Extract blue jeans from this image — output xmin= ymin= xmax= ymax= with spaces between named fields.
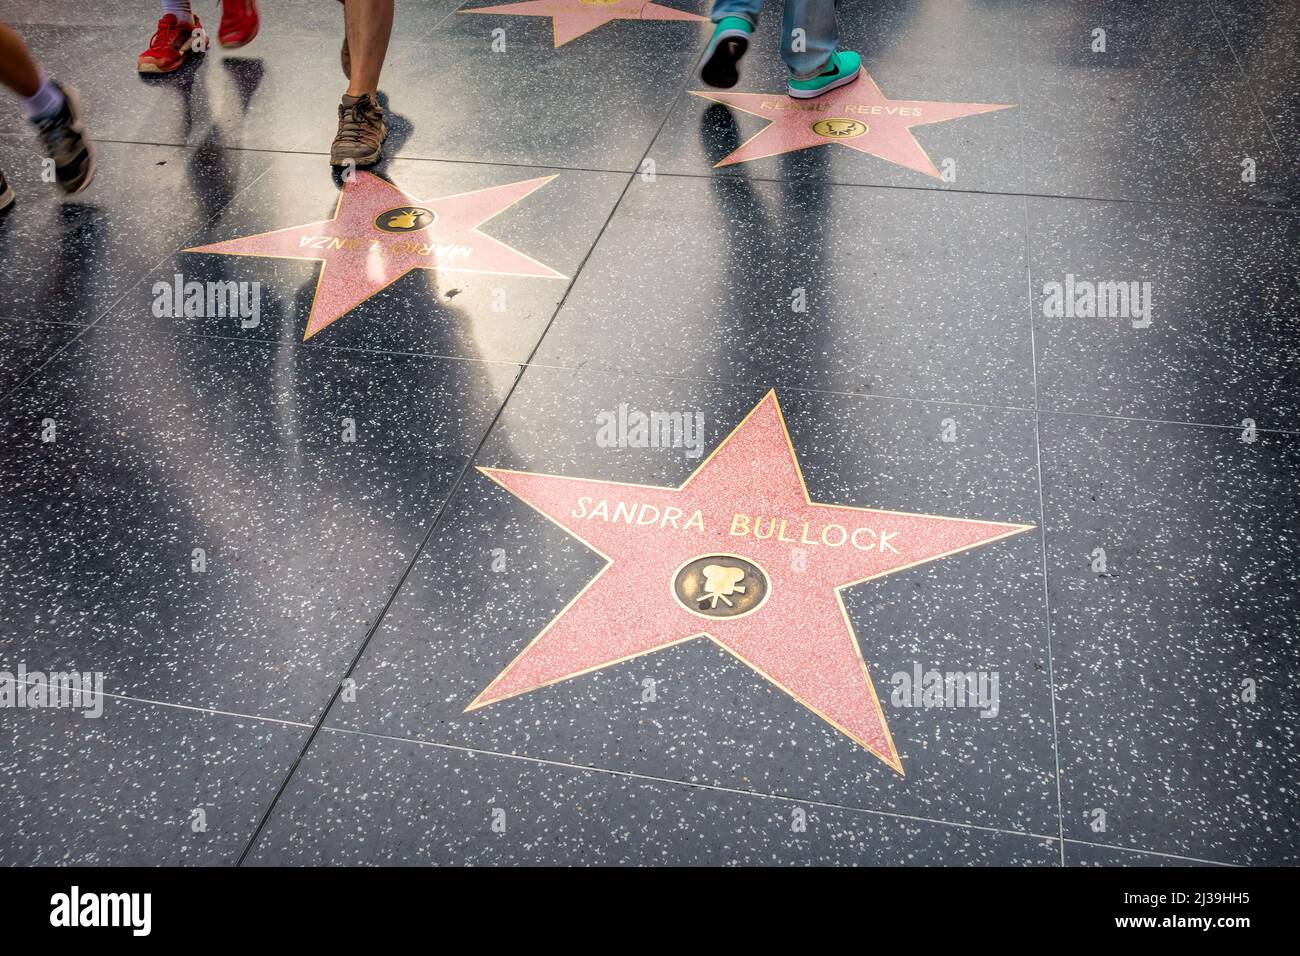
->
xmin=710 ymin=0 xmax=839 ymax=79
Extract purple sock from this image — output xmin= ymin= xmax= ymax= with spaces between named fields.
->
xmin=20 ymin=74 xmax=64 ymax=121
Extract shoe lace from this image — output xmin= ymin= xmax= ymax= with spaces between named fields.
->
xmin=336 ymin=98 xmax=376 ymax=144
xmin=146 ymin=15 xmax=182 ymax=54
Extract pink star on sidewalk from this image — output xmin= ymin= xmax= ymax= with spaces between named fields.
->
xmin=187 ymin=172 xmax=565 ymax=340
xmin=461 ymin=0 xmax=704 ymax=48
xmin=693 ymin=69 xmax=1014 ymax=177
xmin=471 ymin=392 xmax=1033 ymax=773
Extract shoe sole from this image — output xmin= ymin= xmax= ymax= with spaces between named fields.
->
xmin=331 ymin=150 xmax=380 ymax=167
xmin=138 ymin=59 xmax=184 ymax=74
xmin=788 ymin=68 xmax=861 ymax=99
xmin=701 ymin=31 xmax=749 ymax=89
xmin=219 ymin=26 xmax=260 ymax=49
xmin=0 ymin=182 xmax=15 ymax=212
xmin=55 ymin=85 xmax=97 ymax=194
xmin=63 ymin=140 xmax=97 ymax=195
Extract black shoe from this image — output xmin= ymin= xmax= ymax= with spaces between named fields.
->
xmin=30 ymin=82 xmax=96 ymax=195
xmin=0 ymin=168 xmax=14 ymax=212
xmin=700 ymin=17 xmax=753 ymax=89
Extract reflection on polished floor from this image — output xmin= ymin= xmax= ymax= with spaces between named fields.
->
xmin=0 ymin=0 xmax=1297 ymax=867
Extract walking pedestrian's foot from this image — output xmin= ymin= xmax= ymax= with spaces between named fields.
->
xmin=700 ymin=16 xmax=752 ymax=89
xmin=218 ymin=0 xmax=260 ymax=49
xmin=330 ymin=93 xmax=386 ymax=167
xmin=30 ymin=83 xmax=96 ymax=195
xmin=788 ymin=50 xmax=862 ymax=99
xmin=137 ymin=14 xmax=205 ymax=74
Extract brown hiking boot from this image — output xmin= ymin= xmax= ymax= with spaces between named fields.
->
xmin=330 ymin=92 xmax=386 ymax=167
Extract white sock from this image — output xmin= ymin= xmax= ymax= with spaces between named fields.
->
xmin=161 ymin=1 xmax=195 ymax=23
xmin=21 ymin=73 xmax=65 ymax=121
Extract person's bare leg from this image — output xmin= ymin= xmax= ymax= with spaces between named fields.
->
xmin=0 ymin=20 xmax=96 ymax=194
xmin=330 ymin=0 xmax=392 ymax=166
xmin=338 ymin=0 xmax=352 ymax=79
xmin=0 ymin=22 xmax=42 ymax=98
xmin=344 ymin=0 xmax=393 ymax=97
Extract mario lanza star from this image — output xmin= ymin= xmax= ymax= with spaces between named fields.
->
xmin=187 ymin=172 xmax=565 ymax=340
xmin=470 ymin=391 xmax=1033 ymax=773
xmin=693 ymin=69 xmax=1013 ymax=176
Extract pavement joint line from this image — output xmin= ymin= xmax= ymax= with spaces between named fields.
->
xmin=7 ymin=674 xmax=1246 ymax=868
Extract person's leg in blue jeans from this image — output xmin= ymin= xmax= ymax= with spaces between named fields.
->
xmin=711 ymin=0 xmax=763 ymax=24
xmin=701 ymin=0 xmax=860 ymax=98
xmin=784 ymin=0 xmax=860 ymax=97
xmin=700 ymin=0 xmax=762 ymax=89
xmin=781 ymin=0 xmax=836 ymax=78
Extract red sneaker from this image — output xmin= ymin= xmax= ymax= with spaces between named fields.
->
xmin=137 ymin=14 xmax=205 ymax=75
xmin=218 ymin=0 xmax=260 ymax=49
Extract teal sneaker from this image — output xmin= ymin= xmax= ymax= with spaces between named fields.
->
xmin=788 ymin=49 xmax=862 ymax=99
xmin=700 ymin=16 xmax=753 ymax=89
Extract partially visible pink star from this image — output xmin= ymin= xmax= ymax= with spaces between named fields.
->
xmin=693 ymin=69 xmax=1013 ymax=177
xmin=186 ymin=172 xmax=565 ymax=340
xmin=461 ymin=0 xmax=704 ymax=47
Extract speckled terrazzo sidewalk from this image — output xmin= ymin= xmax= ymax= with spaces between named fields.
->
xmin=0 ymin=0 xmax=1297 ymax=867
